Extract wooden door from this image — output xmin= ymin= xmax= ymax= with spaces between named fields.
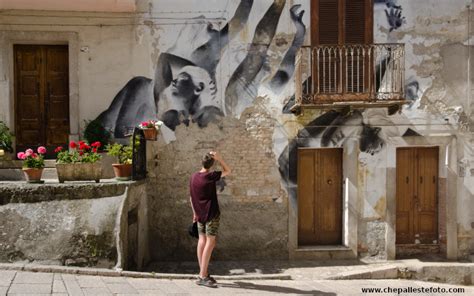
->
xmin=396 ymin=147 xmax=438 ymax=244
xmin=15 ymin=45 xmax=69 ymax=157
xmin=298 ymin=148 xmax=343 ymax=245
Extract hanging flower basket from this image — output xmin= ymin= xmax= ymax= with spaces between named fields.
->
xmin=142 ymin=128 xmax=158 ymax=141
xmin=138 ymin=120 xmax=163 ymax=141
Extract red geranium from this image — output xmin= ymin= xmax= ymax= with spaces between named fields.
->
xmin=56 ymin=140 xmax=101 ymax=164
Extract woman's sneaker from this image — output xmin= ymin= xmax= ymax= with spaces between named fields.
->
xmin=207 ymin=274 xmax=217 ymax=284
xmin=195 ymin=276 xmax=217 ymax=288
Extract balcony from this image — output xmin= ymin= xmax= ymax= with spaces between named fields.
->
xmin=292 ymin=43 xmax=406 ymax=114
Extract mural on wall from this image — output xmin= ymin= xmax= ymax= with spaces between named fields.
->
xmin=95 ymin=0 xmax=306 ymax=138
xmin=375 ymin=0 xmax=405 ymax=32
xmin=277 ymin=109 xmax=386 ymax=198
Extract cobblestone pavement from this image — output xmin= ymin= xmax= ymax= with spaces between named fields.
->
xmin=1 ymin=270 xmax=473 ymax=295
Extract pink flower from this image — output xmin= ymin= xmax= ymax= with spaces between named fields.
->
xmin=25 ymin=149 xmax=33 ymax=156
xmin=17 ymin=152 xmax=26 ymax=160
xmin=37 ymin=146 xmax=47 ymax=154
xmin=31 ymin=153 xmax=38 ymax=158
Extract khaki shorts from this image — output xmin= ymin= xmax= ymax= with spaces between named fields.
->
xmin=197 ymin=215 xmax=220 ymax=236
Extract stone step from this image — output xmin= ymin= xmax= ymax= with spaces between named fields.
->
xmin=292 ymin=246 xmax=357 ymax=260
xmin=470 ymin=254 xmax=474 ymax=263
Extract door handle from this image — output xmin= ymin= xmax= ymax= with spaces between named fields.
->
xmin=327 ymin=179 xmax=333 ymax=185
xmin=420 ymin=176 xmax=423 ymax=184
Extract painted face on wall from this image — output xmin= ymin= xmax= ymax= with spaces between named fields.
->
xmin=171 ymin=72 xmax=203 ymax=100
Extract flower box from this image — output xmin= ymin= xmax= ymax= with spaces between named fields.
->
xmin=56 ymin=162 xmax=102 ymax=183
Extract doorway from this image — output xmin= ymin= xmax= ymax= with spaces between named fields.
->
xmin=297 ymin=148 xmax=343 ymax=245
xmin=396 ymin=147 xmax=439 ymax=245
xmin=14 ymin=45 xmax=69 ymax=157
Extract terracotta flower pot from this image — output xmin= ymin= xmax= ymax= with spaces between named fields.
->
xmin=112 ymin=163 xmax=132 ymax=181
xmin=142 ymin=128 xmax=158 ymax=141
xmin=56 ymin=162 xmax=102 ymax=183
xmin=22 ymin=168 xmax=44 ymax=183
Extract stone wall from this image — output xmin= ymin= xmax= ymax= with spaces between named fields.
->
xmin=0 ymin=181 xmax=148 ymax=270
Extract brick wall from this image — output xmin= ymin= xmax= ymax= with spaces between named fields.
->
xmin=146 ymin=104 xmax=289 ymax=261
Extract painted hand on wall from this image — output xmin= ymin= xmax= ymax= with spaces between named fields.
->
xmin=385 ymin=7 xmax=405 ymax=32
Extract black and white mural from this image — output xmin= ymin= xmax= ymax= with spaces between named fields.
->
xmin=95 ymin=0 xmax=306 ymax=140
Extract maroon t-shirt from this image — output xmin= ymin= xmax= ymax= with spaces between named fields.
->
xmin=190 ymin=171 xmax=222 ymax=223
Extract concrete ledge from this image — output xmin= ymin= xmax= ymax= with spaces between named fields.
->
xmin=0 ymin=179 xmax=143 ymax=204
xmin=0 ymin=263 xmax=292 ymax=280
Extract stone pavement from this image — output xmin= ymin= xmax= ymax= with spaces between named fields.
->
xmin=1 ymin=270 xmax=473 ymax=295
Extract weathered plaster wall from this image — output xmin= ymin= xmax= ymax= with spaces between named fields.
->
xmin=0 ymin=9 xmax=153 ymax=138
xmin=0 ymin=182 xmax=148 ymax=269
xmin=1 ymin=0 xmax=473 ymax=260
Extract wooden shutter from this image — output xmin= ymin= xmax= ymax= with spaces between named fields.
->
xmin=311 ymin=0 xmax=373 ymax=45
xmin=311 ymin=0 xmax=373 ymax=95
xmin=315 ymin=0 xmax=340 ymax=44
xmin=345 ymin=0 xmax=368 ymax=44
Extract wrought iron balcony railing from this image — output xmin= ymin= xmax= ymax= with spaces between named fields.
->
xmin=294 ymin=43 xmax=406 ymax=112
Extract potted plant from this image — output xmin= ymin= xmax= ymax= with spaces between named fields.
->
xmin=55 ymin=141 xmax=102 ymax=183
xmin=83 ymin=119 xmax=111 ymax=151
xmin=106 ymin=143 xmax=133 ymax=181
xmin=17 ymin=146 xmax=46 ymax=183
xmin=0 ymin=121 xmax=13 ymax=159
xmin=138 ymin=120 xmax=163 ymax=141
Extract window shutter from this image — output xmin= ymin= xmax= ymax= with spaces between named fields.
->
xmin=345 ymin=0 xmax=368 ymax=44
xmin=317 ymin=0 xmax=339 ymax=44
